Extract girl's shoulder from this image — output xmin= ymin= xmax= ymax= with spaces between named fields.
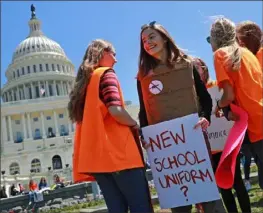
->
xmin=214 ymin=48 xmax=228 ymax=61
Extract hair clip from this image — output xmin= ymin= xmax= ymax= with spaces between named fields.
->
xmin=141 ymin=21 xmax=157 ymax=30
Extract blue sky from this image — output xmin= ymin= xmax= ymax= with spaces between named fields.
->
xmin=1 ymin=1 xmax=262 ymax=104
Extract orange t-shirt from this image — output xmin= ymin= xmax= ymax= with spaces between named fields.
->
xmin=29 ymin=183 xmax=38 ymax=191
xmin=256 ymin=47 xmax=263 ymax=69
xmin=214 ymin=47 xmax=263 ymax=142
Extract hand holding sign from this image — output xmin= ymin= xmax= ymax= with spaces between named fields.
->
xmin=207 ymin=86 xmax=234 ymax=152
xmin=215 ymin=107 xmax=224 ymax=118
xmin=193 ymin=117 xmax=210 ymax=131
xmin=139 ymin=128 xmax=152 ymax=150
xmin=142 ymin=114 xmax=220 ymax=209
xmin=141 ymin=138 xmax=151 ymax=150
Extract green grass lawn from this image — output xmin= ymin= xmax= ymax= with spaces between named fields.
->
xmin=241 ymin=163 xmax=258 ymax=175
xmin=250 ymin=164 xmax=258 ymax=174
xmin=43 ymin=166 xmax=261 ymax=213
xmin=243 ymin=179 xmax=263 ymax=213
xmin=41 ymin=199 xmax=105 ymax=213
xmin=44 ymin=180 xmax=262 ymax=213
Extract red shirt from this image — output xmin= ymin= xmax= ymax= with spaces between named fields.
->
xmin=29 ymin=183 xmax=38 ymax=191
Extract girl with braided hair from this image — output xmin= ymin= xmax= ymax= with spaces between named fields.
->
xmin=208 ymin=17 xmax=263 ymax=213
xmin=69 ymin=39 xmax=153 ymax=213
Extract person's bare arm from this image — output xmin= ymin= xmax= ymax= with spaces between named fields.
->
xmin=215 ymin=80 xmax=238 ymax=121
xmin=108 ymin=106 xmax=137 ymax=127
xmin=99 ymin=69 xmax=138 ymax=127
xmin=217 ymin=80 xmax=235 ymax=108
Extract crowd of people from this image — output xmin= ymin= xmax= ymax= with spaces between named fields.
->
xmin=70 ymin=16 xmax=262 ymax=213
xmin=0 ymin=174 xmax=66 ymax=200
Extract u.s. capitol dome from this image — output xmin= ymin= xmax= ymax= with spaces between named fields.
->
xmin=1 ymin=5 xmax=76 ymax=190
xmin=0 ymin=5 xmax=141 ymax=195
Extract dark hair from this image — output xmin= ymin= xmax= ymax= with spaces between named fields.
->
xmin=137 ymin=22 xmax=185 ymax=80
xmin=68 ymin=39 xmax=114 ymax=123
xmin=40 ymin=177 xmax=46 ymax=183
xmin=194 ymin=58 xmax=210 ymax=84
xmin=236 ymin=21 xmax=262 ymax=55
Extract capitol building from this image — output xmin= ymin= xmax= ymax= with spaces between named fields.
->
xmin=0 ymin=5 xmax=140 ymax=194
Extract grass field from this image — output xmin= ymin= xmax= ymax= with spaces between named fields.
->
xmin=43 ymin=179 xmax=262 ymax=213
xmin=43 ymin=165 xmax=261 ymax=213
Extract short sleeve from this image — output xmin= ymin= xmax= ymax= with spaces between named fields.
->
xmin=99 ymin=69 xmax=122 ymax=107
xmin=213 ymin=50 xmax=233 ymax=88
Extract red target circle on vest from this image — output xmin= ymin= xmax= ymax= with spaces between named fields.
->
xmin=149 ymin=80 xmax=163 ymax=95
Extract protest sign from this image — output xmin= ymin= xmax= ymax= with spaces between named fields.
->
xmin=142 ymin=114 xmax=220 ymax=209
xmin=207 ymin=86 xmax=234 ymax=152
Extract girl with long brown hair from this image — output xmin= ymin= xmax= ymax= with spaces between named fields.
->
xmin=68 ymin=39 xmax=153 ymax=213
xmin=193 ymin=58 xmax=217 ymax=89
xmin=38 ymin=177 xmax=47 ymax=190
xmin=137 ymin=21 xmax=225 ymax=213
xmin=208 ymin=17 xmax=263 ymax=213
xmin=236 ymin=20 xmax=262 ymax=67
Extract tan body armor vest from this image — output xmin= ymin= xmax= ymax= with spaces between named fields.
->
xmin=140 ymin=59 xmax=199 ymax=125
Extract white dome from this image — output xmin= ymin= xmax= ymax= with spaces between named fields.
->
xmin=12 ymin=16 xmax=66 ymax=62
xmin=1 ymin=7 xmax=75 ymax=103
xmin=13 ymin=36 xmax=66 ymax=61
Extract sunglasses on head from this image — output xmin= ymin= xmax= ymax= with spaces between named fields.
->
xmin=141 ymin=21 xmax=157 ymax=30
xmin=206 ymin=36 xmax=211 ymax=44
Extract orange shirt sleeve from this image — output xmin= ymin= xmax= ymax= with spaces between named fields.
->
xmin=213 ymin=50 xmax=233 ymax=89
